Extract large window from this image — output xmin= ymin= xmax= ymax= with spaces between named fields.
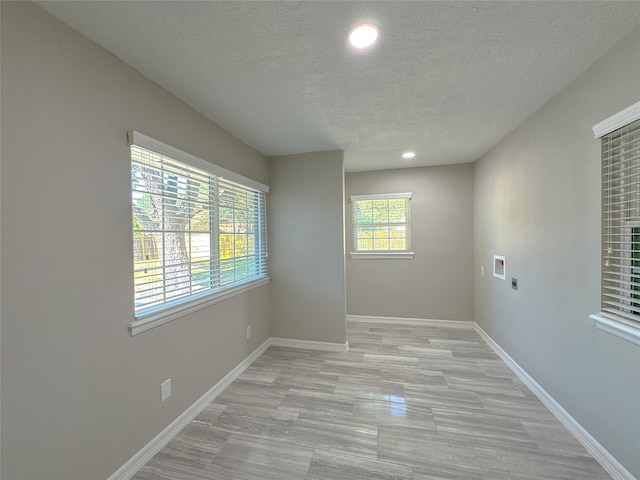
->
xmin=591 ymin=102 xmax=640 ymax=345
xmin=129 ymin=131 xmax=269 ymax=334
xmin=350 ymin=193 xmax=414 ymax=259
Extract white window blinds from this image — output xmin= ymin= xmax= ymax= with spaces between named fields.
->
xmin=600 ymin=117 xmax=640 ymax=326
xmin=129 ymin=131 xmax=268 ymax=324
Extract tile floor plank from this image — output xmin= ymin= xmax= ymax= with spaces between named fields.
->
xmin=132 ymin=320 xmax=612 ymax=480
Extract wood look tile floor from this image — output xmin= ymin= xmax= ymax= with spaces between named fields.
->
xmin=133 ymin=320 xmax=611 ymax=479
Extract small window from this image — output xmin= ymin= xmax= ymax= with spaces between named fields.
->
xmin=350 ymin=193 xmax=414 ymax=259
xmin=129 ymin=131 xmax=269 ymax=334
xmin=591 ymin=102 xmax=640 ymax=345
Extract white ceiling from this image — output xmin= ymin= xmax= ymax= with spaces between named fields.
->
xmin=38 ymin=1 xmax=640 ymax=172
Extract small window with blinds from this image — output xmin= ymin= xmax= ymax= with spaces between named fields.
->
xmin=592 ymin=102 xmax=640 ymax=346
xmin=350 ymin=193 xmax=414 ymax=259
xmin=129 ymin=131 xmax=269 ymax=334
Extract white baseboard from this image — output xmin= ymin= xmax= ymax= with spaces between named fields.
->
xmin=352 ymin=315 xmax=634 ymax=479
xmin=107 ymin=334 xmax=349 ymax=480
xmin=107 ymin=338 xmax=271 ymax=480
xmin=347 ymin=314 xmax=476 ymax=329
xmin=474 ymin=324 xmax=635 ymax=480
xmin=270 ymin=337 xmax=349 ymax=352
xmin=109 ymin=320 xmax=633 ymax=480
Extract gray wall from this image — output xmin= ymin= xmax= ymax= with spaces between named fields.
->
xmin=346 ymin=165 xmax=474 ymax=321
xmin=268 ymin=151 xmax=347 ymax=345
xmin=1 ymin=3 xmax=271 ymax=479
xmin=474 ymin=26 xmax=640 ymax=477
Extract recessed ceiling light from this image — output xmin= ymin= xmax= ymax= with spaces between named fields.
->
xmin=348 ymin=24 xmax=380 ymax=50
xmin=402 ymin=152 xmax=416 ymax=159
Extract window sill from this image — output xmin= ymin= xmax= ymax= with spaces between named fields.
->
xmin=589 ymin=313 xmax=640 ymax=346
xmin=129 ymin=277 xmax=270 ymax=336
xmin=350 ymin=252 xmax=415 ymax=260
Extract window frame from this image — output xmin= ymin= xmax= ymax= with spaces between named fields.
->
xmin=128 ymin=131 xmax=270 ymax=335
xmin=349 ymin=192 xmax=415 ymax=260
xmin=590 ymin=102 xmax=640 ymax=346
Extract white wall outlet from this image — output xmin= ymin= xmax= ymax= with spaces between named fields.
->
xmin=480 ymin=265 xmax=485 ymax=276
xmin=161 ymin=378 xmax=171 ymax=402
xmin=246 ymin=325 xmax=252 ymax=339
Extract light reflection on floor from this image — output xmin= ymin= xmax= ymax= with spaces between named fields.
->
xmin=384 ymin=394 xmax=407 ymax=417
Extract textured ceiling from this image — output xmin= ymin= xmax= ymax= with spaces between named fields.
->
xmin=37 ymin=1 xmax=640 ymax=172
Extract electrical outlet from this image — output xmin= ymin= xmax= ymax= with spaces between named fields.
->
xmin=480 ymin=265 xmax=484 ymax=276
xmin=246 ymin=325 xmax=252 ymax=339
xmin=512 ymin=278 xmax=518 ymax=290
xmin=161 ymin=378 xmax=171 ymax=402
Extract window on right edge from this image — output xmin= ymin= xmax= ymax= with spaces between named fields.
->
xmin=350 ymin=193 xmax=414 ymax=259
xmin=591 ymin=103 xmax=640 ymax=345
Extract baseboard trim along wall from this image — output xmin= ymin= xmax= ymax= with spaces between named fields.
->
xmin=348 ymin=314 xmax=634 ymax=480
xmin=270 ymin=337 xmax=350 ymax=352
xmin=107 ymin=336 xmax=348 ymax=480
xmin=107 ymin=338 xmax=271 ymax=480
xmin=473 ymin=324 xmax=635 ymax=480
xmin=109 ymin=317 xmax=632 ymax=480
xmin=347 ymin=314 xmax=476 ymax=329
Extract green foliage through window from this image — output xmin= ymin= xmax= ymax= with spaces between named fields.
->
xmin=352 ymin=195 xmax=411 ymax=253
xmin=131 ymin=145 xmax=267 ymax=317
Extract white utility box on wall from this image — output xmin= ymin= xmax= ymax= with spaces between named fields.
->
xmin=493 ymin=255 xmax=506 ymax=280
